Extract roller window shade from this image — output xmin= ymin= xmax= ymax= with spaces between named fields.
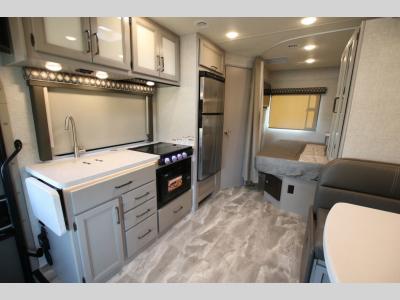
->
xmin=269 ymin=94 xmax=321 ymax=130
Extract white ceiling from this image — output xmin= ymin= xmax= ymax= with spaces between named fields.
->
xmin=151 ymin=17 xmax=365 ymax=71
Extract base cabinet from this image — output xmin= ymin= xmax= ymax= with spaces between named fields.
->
xmin=158 ymin=190 xmax=192 ymax=234
xmin=74 ymin=198 xmax=124 ymax=283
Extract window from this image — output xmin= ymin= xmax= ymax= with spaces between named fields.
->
xmin=268 ymin=94 xmax=321 ymax=130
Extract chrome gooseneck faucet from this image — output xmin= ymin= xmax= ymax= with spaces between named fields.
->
xmin=64 ymin=115 xmax=85 ymax=158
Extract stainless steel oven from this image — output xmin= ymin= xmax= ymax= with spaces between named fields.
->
xmin=156 ymin=157 xmax=191 ymax=209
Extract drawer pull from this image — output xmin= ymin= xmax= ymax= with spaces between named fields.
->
xmin=136 ymin=208 xmax=151 ymax=218
xmin=135 ymin=192 xmax=150 ymax=200
xmin=173 ymin=206 xmax=183 ymax=214
xmin=138 ymin=229 xmax=152 ymax=240
xmin=115 ymin=181 xmax=133 ymax=189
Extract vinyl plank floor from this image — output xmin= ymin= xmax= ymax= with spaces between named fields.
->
xmin=109 ymin=186 xmax=306 ymax=283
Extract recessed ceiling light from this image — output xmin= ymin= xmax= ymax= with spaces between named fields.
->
xmin=226 ymin=31 xmax=239 ymax=39
xmin=95 ymin=71 xmax=108 ymax=79
xmin=45 ymin=61 xmax=62 ymax=72
xmin=146 ymin=81 xmax=155 ymax=86
xmin=305 ymin=58 xmax=316 ymax=64
xmin=194 ymin=20 xmax=208 ymax=29
xmin=65 ymin=36 xmax=77 ymax=41
xmin=301 ymin=17 xmax=317 ymax=25
xmin=304 ymin=44 xmax=316 ymax=51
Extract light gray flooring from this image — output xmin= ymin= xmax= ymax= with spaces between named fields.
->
xmin=109 ymin=186 xmax=306 ymax=283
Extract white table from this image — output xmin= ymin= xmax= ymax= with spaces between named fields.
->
xmin=324 ymin=202 xmax=400 ymax=282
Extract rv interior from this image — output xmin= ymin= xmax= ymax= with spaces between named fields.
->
xmin=0 ymin=16 xmax=400 ymax=284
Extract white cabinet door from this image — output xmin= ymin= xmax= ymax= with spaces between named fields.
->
xmin=90 ymin=17 xmax=131 ymax=71
xmin=159 ymin=30 xmax=180 ymax=82
xmin=30 ymin=17 xmax=92 ymax=63
xmin=327 ymin=29 xmax=359 ymax=160
xmin=131 ymin=18 xmax=160 ymax=77
xmin=199 ymin=38 xmax=225 ymax=75
xmin=75 ymin=198 xmax=123 ymax=283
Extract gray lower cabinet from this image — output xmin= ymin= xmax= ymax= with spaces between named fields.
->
xmin=125 ymin=213 xmax=158 ymax=259
xmin=74 ymin=198 xmax=124 ymax=283
xmin=158 ymin=190 xmax=192 ymax=234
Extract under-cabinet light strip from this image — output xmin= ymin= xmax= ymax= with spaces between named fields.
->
xmin=23 ymin=68 xmax=155 ymax=96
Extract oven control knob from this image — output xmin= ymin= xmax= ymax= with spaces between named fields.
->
xmin=182 ymin=152 xmax=188 ymax=158
xmin=171 ymin=155 xmax=177 ymax=162
xmin=177 ymin=153 xmax=183 ymax=160
xmin=164 ymin=157 xmax=171 ymax=165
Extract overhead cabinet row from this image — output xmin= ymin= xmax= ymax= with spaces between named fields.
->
xmin=23 ymin=17 xmax=180 ymax=83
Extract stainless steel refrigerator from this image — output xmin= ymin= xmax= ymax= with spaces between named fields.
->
xmin=198 ymin=71 xmax=225 ymax=181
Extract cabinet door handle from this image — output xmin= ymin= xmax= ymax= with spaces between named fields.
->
xmin=115 ymin=207 xmax=120 ymax=224
xmin=136 ymin=208 xmax=151 ymax=218
xmin=156 ymin=55 xmax=161 ymax=71
xmin=84 ymin=30 xmax=91 ymax=53
xmin=333 ymin=97 xmax=340 ymax=113
xmin=138 ymin=229 xmax=152 ymax=240
xmin=135 ymin=192 xmax=150 ymax=200
xmin=173 ymin=206 xmax=183 ymax=214
xmin=115 ymin=181 xmax=133 ymax=189
xmin=160 ymin=56 xmax=165 ymax=72
xmin=93 ymin=32 xmax=100 ymax=55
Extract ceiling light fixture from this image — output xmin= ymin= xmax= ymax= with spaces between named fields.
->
xmin=194 ymin=20 xmax=208 ymax=29
xmin=305 ymin=58 xmax=316 ymax=64
xmin=301 ymin=17 xmax=317 ymax=25
xmin=45 ymin=61 xmax=62 ymax=72
xmin=95 ymin=71 xmax=108 ymax=79
xmin=65 ymin=36 xmax=77 ymax=41
xmin=146 ymin=81 xmax=155 ymax=86
xmin=226 ymin=31 xmax=239 ymax=39
xmin=304 ymin=44 xmax=316 ymax=51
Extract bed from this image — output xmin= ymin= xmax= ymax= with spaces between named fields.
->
xmin=256 ymin=140 xmax=329 ymax=181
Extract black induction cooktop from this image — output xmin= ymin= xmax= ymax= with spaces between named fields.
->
xmin=129 ymin=142 xmax=193 ymax=166
xmin=130 ymin=142 xmax=191 ymax=155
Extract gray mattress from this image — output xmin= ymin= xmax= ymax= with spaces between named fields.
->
xmin=256 ymin=140 xmax=325 ymax=181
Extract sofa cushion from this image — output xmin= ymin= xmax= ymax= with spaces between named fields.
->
xmin=314 ymin=208 xmax=329 ymax=260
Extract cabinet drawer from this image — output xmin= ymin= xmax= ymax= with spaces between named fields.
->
xmin=69 ymin=164 xmax=156 ymax=215
xmin=158 ymin=189 xmax=192 ymax=234
xmin=125 ymin=213 xmax=157 ymax=258
xmin=122 ymin=181 xmax=156 ymax=212
xmin=124 ymin=197 xmax=157 ymax=231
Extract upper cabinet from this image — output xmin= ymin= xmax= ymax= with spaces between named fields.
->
xmin=89 ymin=17 xmax=131 ymax=70
xmin=199 ymin=37 xmax=225 ymax=76
xmin=29 ymin=17 xmax=131 ymax=71
xmin=30 ymin=17 xmax=92 ymax=63
xmin=21 ymin=17 xmax=180 ymax=83
xmin=131 ymin=18 xmax=180 ymax=82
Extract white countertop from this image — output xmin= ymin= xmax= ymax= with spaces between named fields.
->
xmin=25 ymin=149 xmax=159 ymax=189
xmin=323 ymin=203 xmax=400 ymax=283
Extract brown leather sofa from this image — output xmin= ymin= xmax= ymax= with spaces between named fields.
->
xmin=299 ymin=158 xmax=400 ymax=282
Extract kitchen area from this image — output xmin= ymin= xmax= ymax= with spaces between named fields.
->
xmin=0 ymin=17 xmax=228 ymax=282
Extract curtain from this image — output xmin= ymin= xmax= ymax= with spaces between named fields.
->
xmin=242 ymin=57 xmax=264 ymax=184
